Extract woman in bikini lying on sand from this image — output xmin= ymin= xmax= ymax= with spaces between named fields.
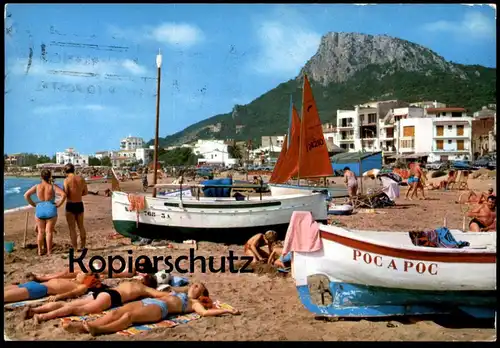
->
xmin=24 ymin=274 xmax=187 ymax=323
xmin=4 ymin=273 xmax=102 ymax=304
xmin=243 ymin=230 xmax=278 ymax=264
xmin=63 ymin=282 xmax=240 ymax=336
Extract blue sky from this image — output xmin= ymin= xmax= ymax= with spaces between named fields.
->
xmin=4 ymin=4 xmax=496 ymax=156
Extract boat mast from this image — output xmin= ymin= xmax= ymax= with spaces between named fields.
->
xmin=152 ymin=49 xmax=162 ymax=198
xmin=297 ymin=74 xmax=305 ymax=186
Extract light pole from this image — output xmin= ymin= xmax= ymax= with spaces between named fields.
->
xmin=152 ymin=49 xmax=162 ymax=198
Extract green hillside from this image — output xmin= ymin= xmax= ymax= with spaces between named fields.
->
xmin=149 ymin=63 xmax=496 ymax=148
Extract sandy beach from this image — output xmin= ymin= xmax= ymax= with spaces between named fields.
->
xmin=3 ymin=173 xmax=497 ymax=341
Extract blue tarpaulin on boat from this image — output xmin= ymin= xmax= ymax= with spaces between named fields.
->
xmin=202 ymin=178 xmax=232 ymax=197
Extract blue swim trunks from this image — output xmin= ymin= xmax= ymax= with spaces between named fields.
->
xmin=18 ymin=281 xmax=49 ymax=300
xmin=280 ymin=252 xmax=292 ymax=264
xmin=141 ymin=298 xmax=168 ymax=319
xmin=408 ymin=176 xmax=420 ymax=184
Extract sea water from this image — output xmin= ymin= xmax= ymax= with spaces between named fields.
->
xmin=4 ymin=177 xmax=64 ymax=211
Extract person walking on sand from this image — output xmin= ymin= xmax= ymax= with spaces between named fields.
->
xmin=411 ymin=161 xmax=426 ymax=200
xmin=24 ymin=169 xmax=66 ymax=256
xmin=63 ymin=282 xmax=239 ymax=336
xmin=63 ymin=163 xmax=88 ymax=250
xmin=343 ymin=167 xmax=358 ymax=203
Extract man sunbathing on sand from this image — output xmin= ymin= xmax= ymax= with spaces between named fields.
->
xmin=465 ymin=188 xmax=494 ymax=204
xmin=4 ymin=273 xmax=102 ymax=304
xmin=243 ymin=230 xmax=278 ymax=264
xmin=25 ymin=263 xmax=137 ymax=283
xmin=467 ymin=195 xmax=497 ymax=232
xmin=63 ymin=282 xmax=240 ymax=336
xmin=24 ymin=274 xmax=186 ymax=324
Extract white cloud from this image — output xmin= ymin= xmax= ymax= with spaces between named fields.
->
xmin=121 ymin=59 xmax=147 ymax=75
xmin=149 ymin=23 xmax=204 ymax=48
xmin=33 ymin=104 xmax=108 ymax=115
xmin=422 ymin=11 xmax=496 ymax=39
xmin=252 ymin=20 xmax=321 ymax=76
xmin=108 ymin=22 xmax=204 ymax=48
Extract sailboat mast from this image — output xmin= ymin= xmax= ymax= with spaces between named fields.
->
xmin=297 ymin=75 xmax=306 ymax=186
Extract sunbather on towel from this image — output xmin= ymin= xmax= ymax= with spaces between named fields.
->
xmin=467 ymin=195 xmax=497 ymax=232
xmin=63 ymin=282 xmax=240 ymax=336
xmin=25 ymin=274 xmax=180 ymax=323
xmin=25 ymin=264 xmax=137 ymax=282
xmin=464 ymin=188 xmax=494 ymax=204
xmin=243 ymin=230 xmax=278 ymax=264
xmin=4 ymin=273 xmax=101 ymax=304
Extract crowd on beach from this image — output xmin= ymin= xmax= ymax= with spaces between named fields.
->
xmin=4 ymin=159 xmax=495 ymax=338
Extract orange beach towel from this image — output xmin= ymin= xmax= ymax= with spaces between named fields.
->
xmin=282 ymin=211 xmax=323 ymax=255
xmin=128 ymin=194 xmax=146 ymax=227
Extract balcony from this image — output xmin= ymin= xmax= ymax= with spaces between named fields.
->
xmin=339 ymin=137 xmax=355 ymax=142
xmin=399 ymin=137 xmax=415 ymax=152
xmin=432 ymin=148 xmax=470 ymax=153
xmin=380 ymin=135 xmax=394 ymax=141
xmin=360 ymin=120 xmax=377 ymax=126
xmin=433 ymin=134 xmax=469 ymax=139
xmin=338 ymin=122 xmax=354 ymax=129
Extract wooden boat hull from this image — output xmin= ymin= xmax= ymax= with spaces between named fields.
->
xmin=293 ymin=224 xmax=496 ymax=318
xmin=269 ymin=184 xmax=348 ymax=199
xmin=112 ymin=191 xmax=328 ymax=243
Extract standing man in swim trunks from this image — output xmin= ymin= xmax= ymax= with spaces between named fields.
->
xmin=467 ymin=195 xmax=497 ymax=232
xmin=343 ymin=167 xmax=358 ymax=204
xmin=63 ymin=163 xmax=88 ymax=250
xmin=410 ymin=161 xmax=426 ymax=200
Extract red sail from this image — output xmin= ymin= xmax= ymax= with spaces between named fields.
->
xmin=298 ymin=74 xmax=333 ymax=178
xmin=273 ymin=105 xmax=301 ymax=183
xmin=269 ymin=134 xmax=288 ymax=183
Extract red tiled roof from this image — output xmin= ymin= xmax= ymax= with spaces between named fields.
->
xmin=426 ymin=108 xmax=466 ymax=113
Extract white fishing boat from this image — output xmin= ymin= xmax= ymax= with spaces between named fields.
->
xmin=292 ymin=223 xmax=497 ymax=319
xmin=111 ymin=185 xmax=328 ymax=243
xmin=269 ymin=183 xmax=348 ymax=199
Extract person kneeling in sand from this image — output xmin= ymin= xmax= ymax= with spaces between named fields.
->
xmin=24 ymin=274 xmax=181 ymax=324
xmin=267 ymin=245 xmax=292 ymax=270
xmin=4 ymin=273 xmax=102 ymax=304
xmin=63 ymin=282 xmax=240 ymax=336
xmin=243 ymin=230 xmax=278 ymax=264
xmin=467 ymin=195 xmax=496 ymax=232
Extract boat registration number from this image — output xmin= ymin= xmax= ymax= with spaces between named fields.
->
xmin=124 ymin=207 xmax=167 ymax=219
xmin=353 ymin=249 xmax=438 ymax=275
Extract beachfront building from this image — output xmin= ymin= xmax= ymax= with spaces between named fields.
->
xmin=5 ymin=153 xmax=28 ymax=166
xmin=120 ymin=135 xmax=145 ymax=150
xmin=334 ymin=100 xmax=409 ymax=157
xmin=409 ymin=100 xmax=447 ymax=109
xmin=395 ymin=117 xmax=434 ymax=158
xmin=135 ymin=148 xmax=153 ymax=165
xmin=192 ymin=140 xmax=236 ymax=166
xmin=93 ymin=151 xmax=116 ymax=160
xmin=261 ymin=135 xmax=286 ymax=150
xmin=427 ymin=110 xmax=473 ymax=162
xmin=56 ymin=148 xmax=89 ymax=167
xmin=471 ymin=111 xmax=496 ymax=159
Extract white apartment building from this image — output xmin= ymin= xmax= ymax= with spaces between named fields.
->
xmin=94 ymin=151 xmax=115 ymax=160
xmin=120 ymin=135 xmax=145 ymax=150
xmin=335 ymin=100 xmax=408 ymax=154
xmin=135 ymin=148 xmax=153 ymax=165
xmin=409 ymin=101 xmax=447 ymax=109
xmin=428 ymin=117 xmax=472 ymax=162
xmin=193 ymin=140 xmax=235 ymax=166
xmin=56 ymin=148 xmax=89 ymax=167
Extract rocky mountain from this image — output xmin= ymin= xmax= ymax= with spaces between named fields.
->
xmin=299 ymin=32 xmax=466 ymax=85
xmin=149 ymin=32 xmax=496 ymax=148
